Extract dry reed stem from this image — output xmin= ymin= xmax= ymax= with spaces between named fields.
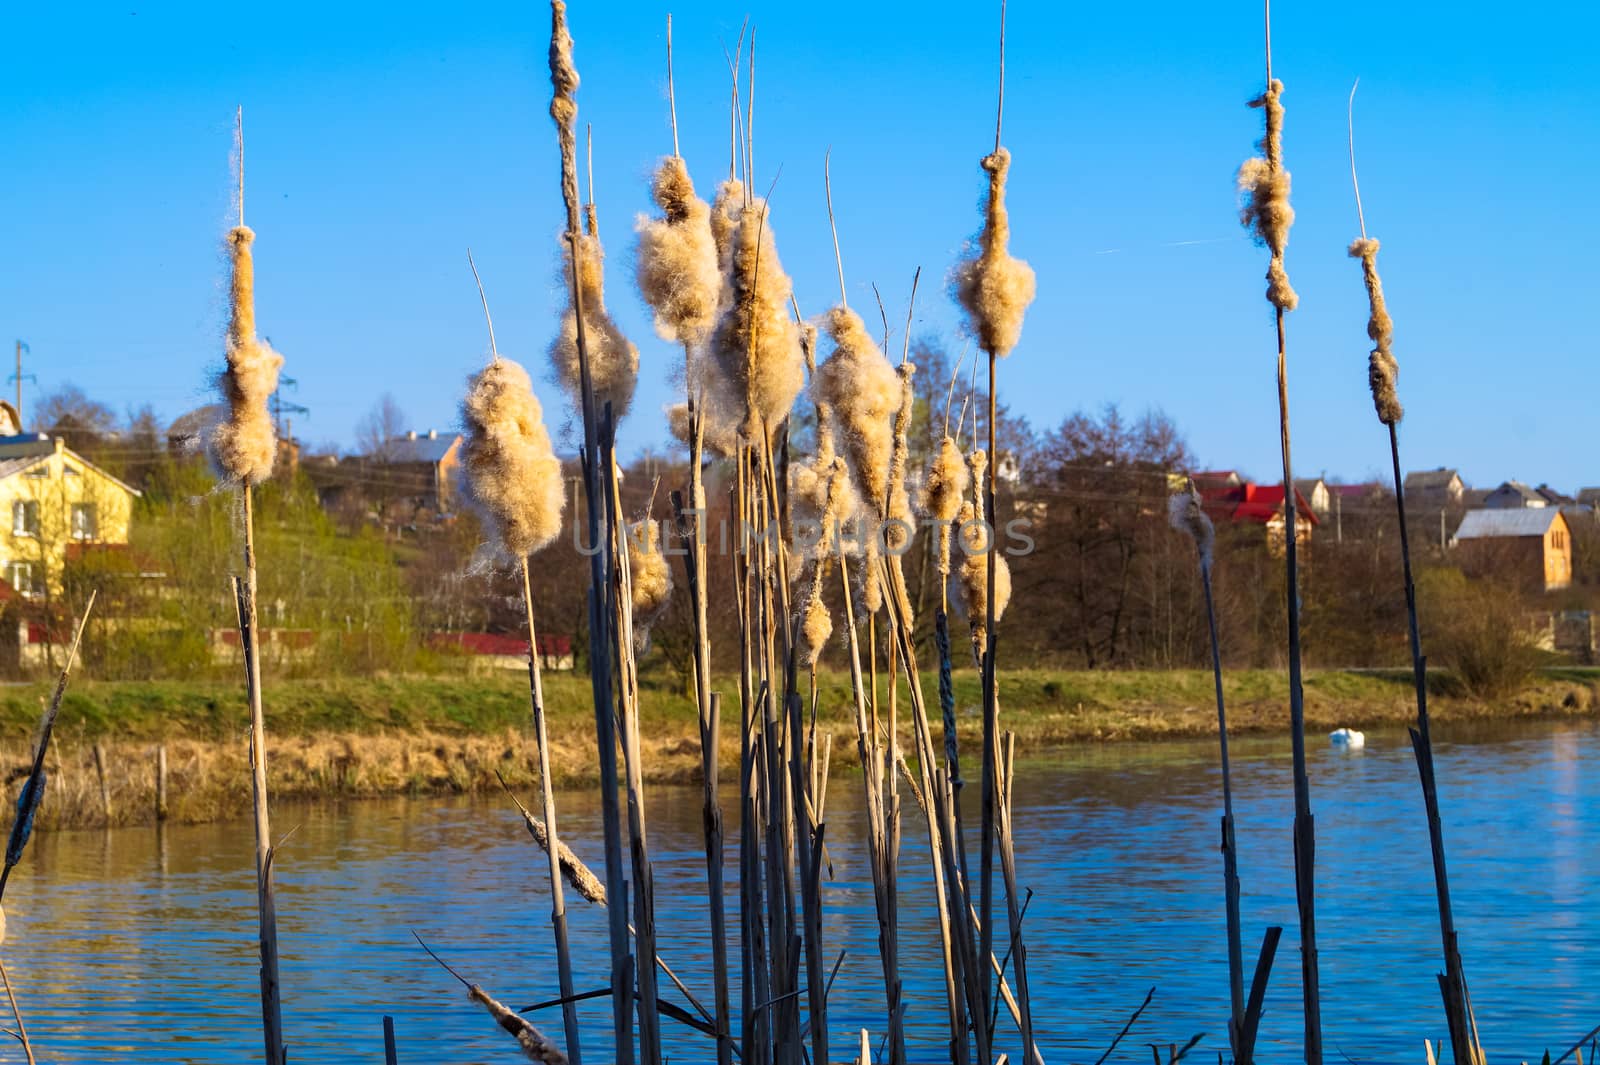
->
xmin=0 ymin=956 xmax=33 ymax=1065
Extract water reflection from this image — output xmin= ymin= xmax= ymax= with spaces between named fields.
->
xmin=1 ymin=719 xmax=1594 ymax=1063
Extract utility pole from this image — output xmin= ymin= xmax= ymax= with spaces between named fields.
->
xmin=1440 ymin=509 xmax=1446 ymax=550
xmin=10 ymin=340 xmax=35 ymax=428
xmin=1335 ymin=491 xmax=1343 ymax=544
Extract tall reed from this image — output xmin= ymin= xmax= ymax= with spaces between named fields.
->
xmin=210 ymin=108 xmax=288 ymax=1065
xmin=1235 ymin=6 xmax=1320 ymax=1059
xmin=949 ymin=5 xmax=1037 ymax=1031
xmin=545 ymin=5 xmax=637 ymax=1060
xmin=459 ymin=254 xmax=576 ymax=1061
xmin=1347 ymin=86 xmax=1484 ymax=1065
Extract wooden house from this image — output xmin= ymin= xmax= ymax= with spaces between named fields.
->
xmin=1453 ymin=508 xmax=1572 ymax=591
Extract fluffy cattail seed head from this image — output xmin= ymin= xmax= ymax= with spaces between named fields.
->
xmin=1238 ymin=80 xmax=1298 ymax=311
xmin=1348 ymin=237 xmax=1403 ymax=425
xmin=635 ymin=156 xmax=721 ymax=347
xmin=551 ymin=234 xmax=640 ymax=422
xmin=210 ymin=226 xmax=284 ymax=485
xmin=957 ymin=503 xmax=1010 ymax=657
xmin=924 ymin=436 xmax=970 ymax=576
xmin=628 ymin=519 xmax=673 ymax=653
xmin=800 ymin=579 xmax=833 ymax=666
xmin=813 ymin=307 xmax=899 ymax=513
xmin=709 ymin=179 xmax=745 ymax=264
xmin=469 ymin=984 xmax=571 ymax=1064
xmin=708 ymin=197 xmax=804 ymax=438
xmin=460 ymin=358 xmax=565 ymax=559
xmin=1168 ymin=485 xmax=1215 ymax=571
xmin=952 ymin=148 xmax=1037 ymax=357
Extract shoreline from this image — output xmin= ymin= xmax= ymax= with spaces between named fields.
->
xmin=6 ymin=667 xmax=1597 ymax=828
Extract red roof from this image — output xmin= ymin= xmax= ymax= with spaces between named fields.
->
xmin=428 ymin=632 xmax=573 ymax=657
xmin=1199 ymin=482 xmax=1320 ymax=527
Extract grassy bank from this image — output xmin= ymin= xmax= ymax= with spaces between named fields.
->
xmin=6 ymin=666 xmax=1598 ymax=828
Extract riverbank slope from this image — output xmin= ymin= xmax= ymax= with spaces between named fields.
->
xmin=6 ymin=667 xmax=1597 ymax=826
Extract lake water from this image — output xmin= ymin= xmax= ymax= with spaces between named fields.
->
xmin=2 ymin=718 xmax=1595 ymax=1064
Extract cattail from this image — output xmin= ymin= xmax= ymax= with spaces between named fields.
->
xmin=521 ymin=807 xmax=607 ymax=905
xmin=799 ymin=319 xmax=819 ymax=376
xmin=667 ymin=398 xmax=739 ymax=460
xmin=952 ymin=148 xmax=1037 ymax=358
xmin=1168 ymin=485 xmax=1215 ymax=571
xmin=709 ymin=179 xmax=745 ymax=264
xmin=550 ymin=233 xmax=640 ymax=423
xmin=799 ymin=573 xmax=834 ymax=666
xmin=707 ymin=196 xmax=804 ymax=438
xmin=635 ymin=156 xmax=721 ymax=347
xmin=1238 ymin=79 xmax=1298 ymax=311
xmin=460 ymin=358 xmax=565 ymax=560
xmin=966 ymin=447 xmax=989 ymax=512
xmin=813 ymin=307 xmax=899 ymax=513
xmin=1348 ymin=237 xmax=1402 ymax=425
xmin=469 ymin=985 xmax=571 ymax=1064
xmin=923 ymin=436 xmax=970 ymax=577
xmin=884 ymin=362 xmax=918 ymax=552
xmin=957 ymin=500 xmax=1011 ymax=656
xmin=629 ymin=518 xmax=673 ymax=653
xmin=210 ymin=226 xmax=284 ymax=484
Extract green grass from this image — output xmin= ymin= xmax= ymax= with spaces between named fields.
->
xmin=6 ymin=664 xmax=1594 ymax=749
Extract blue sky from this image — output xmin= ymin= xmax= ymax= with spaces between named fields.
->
xmin=2 ymin=1 xmax=1596 ymax=490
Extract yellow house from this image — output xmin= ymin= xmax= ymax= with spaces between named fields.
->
xmin=0 ymin=431 xmax=140 ymax=598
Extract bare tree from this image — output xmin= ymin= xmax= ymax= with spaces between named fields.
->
xmin=355 ymin=393 xmax=408 ymax=461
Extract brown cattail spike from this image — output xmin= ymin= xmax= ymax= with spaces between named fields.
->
xmin=210 ymin=226 xmax=284 ymax=485
xmin=1348 ymin=237 xmax=1402 ymax=425
xmin=1238 ymin=79 xmax=1298 ymax=311
xmin=461 ymin=359 xmax=565 ymax=560
xmin=952 ymin=147 xmax=1037 ymax=357
xmin=635 ymin=156 xmax=721 ymax=347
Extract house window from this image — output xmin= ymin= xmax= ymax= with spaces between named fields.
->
xmin=70 ymin=503 xmax=98 ymax=541
xmin=4 ymin=561 xmax=38 ymax=597
xmin=11 ymin=500 xmax=39 ymax=537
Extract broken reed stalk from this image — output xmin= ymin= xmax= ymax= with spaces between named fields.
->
xmin=546 ymin=6 xmax=635 ymax=1061
xmin=2 ymin=591 xmax=95 ymax=902
xmin=1169 ymin=488 xmax=1247 ymax=1058
xmin=1347 ymin=86 xmax=1481 ymax=1065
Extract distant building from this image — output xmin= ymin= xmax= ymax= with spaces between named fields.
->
xmin=1404 ymin=468 xmax=1465 ymax=506
xmin=1294 ymin=478 xmax=1331 ymax=514
xmin=1483 ymin=480 xmax=1547 ymax=509
xmin=0 ymin=433 xmax=140 ymax=599
xmin=369 ymin=430 xmax=462 ymax=513
xmin=1198 ymin=481 xmax=1318 ymax=554
xmin=427 ymin=631 xmax=574 ymax=673
xmin=1453 ymin=508 xmax=1572 ymax=591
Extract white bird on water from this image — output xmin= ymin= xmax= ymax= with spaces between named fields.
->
xmin=1329 ymin=727 xmax=1365 ymax=749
